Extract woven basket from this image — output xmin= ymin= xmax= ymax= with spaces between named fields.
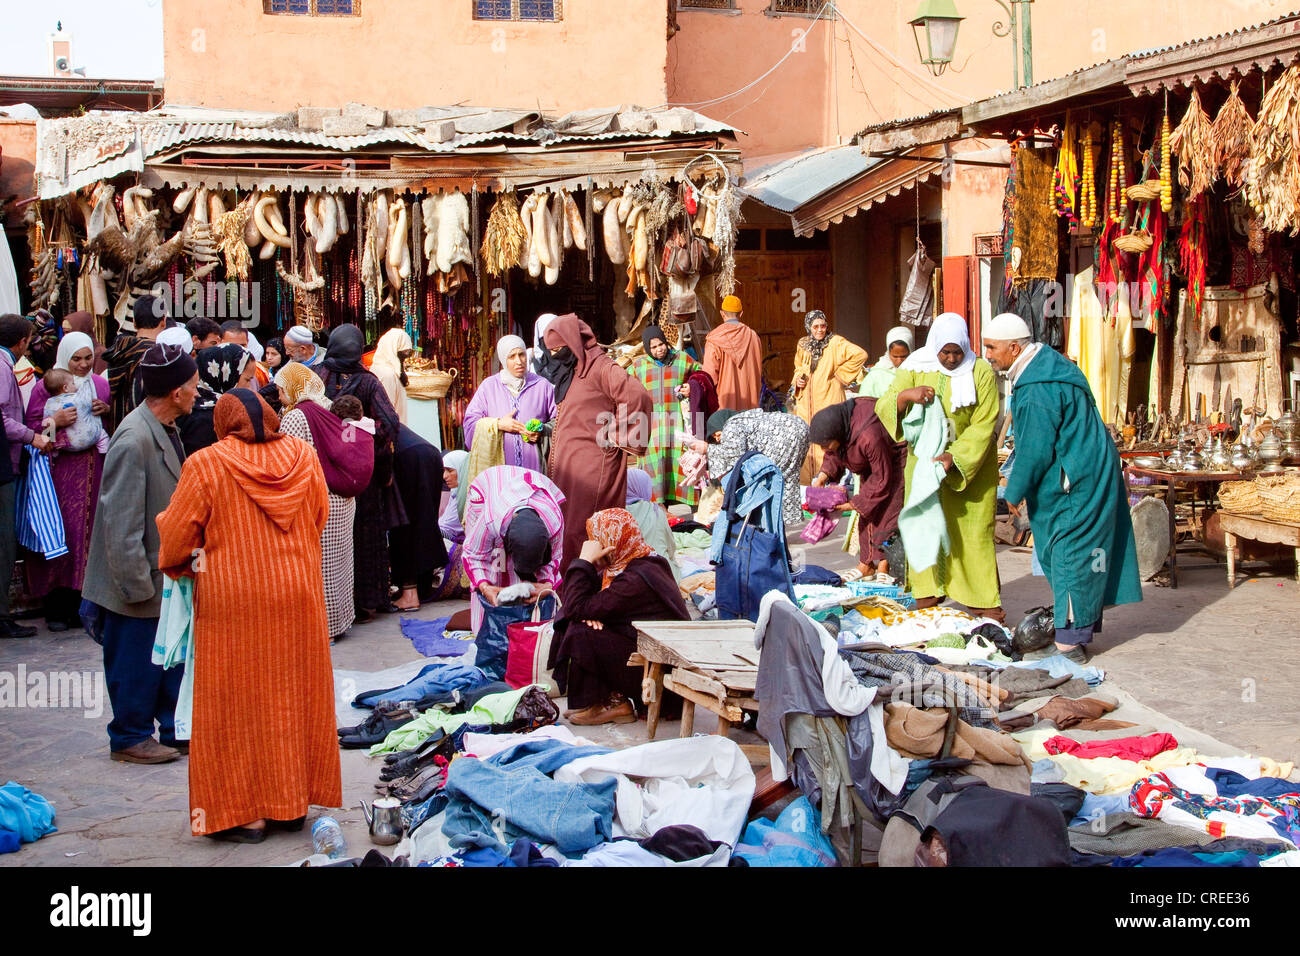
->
xmin=1114 ymin=229 xmax=1154 ymax=253
xmin=1126 ymin=181 xmax=1162 ymax=202
xmin=1218 ymin=480 xmax=1262 ymax=515
xmin=1256 ymin=474 xmax=1300 ymax=523
xmin=405 ymin=358 xmax=457 ymax=400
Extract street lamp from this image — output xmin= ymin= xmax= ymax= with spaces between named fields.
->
xmin=910 ymin=0 xmax=1033 ymax=89
xmin=909 ymin=0 xmax=964 ymax=77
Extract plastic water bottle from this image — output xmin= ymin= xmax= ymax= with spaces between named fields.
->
xmin=311 ymin=816 xmax=347 ymax=860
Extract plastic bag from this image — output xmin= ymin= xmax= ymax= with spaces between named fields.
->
xmin=1012 ymin=606 xmax=1056 ymax=654
xmin=968 ymin=622 xmax=1020 ymax=661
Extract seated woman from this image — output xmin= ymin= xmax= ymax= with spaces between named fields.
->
xmin=808 ymin=397 xmax=907 ymax=581
xmin=624 ymin=467 xmax=680 ymax=583
xmin=550 ymin=509 xmax=690 ymax=726
xmin=461 ymin=464 xmax=566 ymax=634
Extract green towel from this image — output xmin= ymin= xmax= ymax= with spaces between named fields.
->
xmin=898 ymin=401 xmax=950 ymax=573
xmin=151 ymin=575 xmax=196 ymax=741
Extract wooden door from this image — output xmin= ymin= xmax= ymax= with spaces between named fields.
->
xmin=733 ymin=250 xmax=833 ymax=391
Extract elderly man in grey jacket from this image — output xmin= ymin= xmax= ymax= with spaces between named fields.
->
xmin=83 ymin=344 xmax=199 ymax=764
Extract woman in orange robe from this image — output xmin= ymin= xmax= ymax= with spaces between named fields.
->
xmin=157 ymin=389 xmax=341 ymax=843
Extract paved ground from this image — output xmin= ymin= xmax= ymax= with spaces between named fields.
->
xmin=1 ymin=536 xmax=1295 ymax=866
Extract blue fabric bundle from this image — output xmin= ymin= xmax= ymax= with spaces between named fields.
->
xmin=0 ymin=781 xmax=58 ymax=851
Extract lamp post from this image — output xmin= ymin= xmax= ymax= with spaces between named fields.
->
xmin=910 ymin=0 xmax=1033 ymax=89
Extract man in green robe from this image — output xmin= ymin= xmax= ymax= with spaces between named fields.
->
xmin=877 ymin=313 xmax=1003 ymax=621
xmin=984 ymin=313 xmax=1141 ymax=663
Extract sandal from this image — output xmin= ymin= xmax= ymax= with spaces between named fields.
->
xmin=840 ymin=568 xmax=865 ymax=583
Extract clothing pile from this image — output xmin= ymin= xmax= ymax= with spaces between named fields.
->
xmin=0 ymin=781 xmax=57 ymax=854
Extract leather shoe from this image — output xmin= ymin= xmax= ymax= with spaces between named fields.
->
xmin=206 ymin=825 xmax=267 ymax=844
xmin=0 ymin=619 xmax=37 ymax=639
xmin=567 ymin=695 xmax=637 ymax=726
xmin=163 ymin=741 xmax=189 ymax=755
xmin=111 ymin=739 xmax=181 ymax=764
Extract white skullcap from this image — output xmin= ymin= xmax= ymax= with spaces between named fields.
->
xmin=982 ymin=313 xmax=1033 ymax=341
xmin=157 ymin=327 xmax=192 ymax=350
xmin=285 ymin=325 xmax=315 ymax=346
xmin=246 ymin=330 xmax=265 ymax=362
xmin=884 ymin=325 xmax=915 ymax=351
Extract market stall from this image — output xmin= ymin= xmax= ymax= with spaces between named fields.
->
xmin=29 ymin=104 xmax=742 ymax=448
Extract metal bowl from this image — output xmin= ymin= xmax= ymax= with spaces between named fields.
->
xmin=1132 ymin=456 xmax=1167 ymax=470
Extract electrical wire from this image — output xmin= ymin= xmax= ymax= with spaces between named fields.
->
xmin=658 ymin=1 xmax=833 ymax=109
xmin=828 ymin=1 xmax=963 ymax=105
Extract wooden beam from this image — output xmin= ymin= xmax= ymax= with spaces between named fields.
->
xmin=662 ymin=674 xmax=745 ymax=723
xmin=858 ymin=113 xmax=965 ymax=154
xmin=962 ymin=60 xmax=1128 ymax=128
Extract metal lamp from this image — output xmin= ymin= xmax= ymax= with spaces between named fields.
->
xmin=910 ymin=0 xmax=965 ymax=77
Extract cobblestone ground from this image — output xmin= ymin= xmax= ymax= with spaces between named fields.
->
xmin=1 ymin=540 xmax=1295 ymax=866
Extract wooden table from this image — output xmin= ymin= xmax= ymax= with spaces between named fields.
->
xmin=631 ymin=620 xmax=759 ymax=741
xmin=1219 ymin=512 xmax=1300 ymax=588
xmin=1126 ymin=466 xmax=1244 ymax=588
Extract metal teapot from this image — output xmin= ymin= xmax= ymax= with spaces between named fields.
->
xmin=1207 ymin=436 xmax=1233 ymax=472
xmin=359 ymin=797 xmax=404 ymax=846
xmin=1181 ymin=448 xmax=1205 ymax=472
xmin=1230 ymin=438 xmax=1255 ymax=472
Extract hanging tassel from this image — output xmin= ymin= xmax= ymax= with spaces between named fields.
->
xmin=470 ymin=180 xmax=481 ymax=285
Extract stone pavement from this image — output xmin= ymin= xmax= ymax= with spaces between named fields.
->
xmin=0 ymin=538 xmax=1296 ymax=866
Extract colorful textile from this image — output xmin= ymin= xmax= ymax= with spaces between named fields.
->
xmin=1130 ymin=772 xmax=1300 ymax=847
xmin=462 ymin=465 xmax=565 ymax=633
xmin=1044 ymin=733 xmax=1178 ymax=761
xmin=0 ymin=781 xmax=57 ymax=844
xmin=707 ymin=409 xmax=809 ymax=526
xmin=586 ymin=508 xmax=653 ymax=587
xmin=629 ymin=349 xmax=698 ymax=505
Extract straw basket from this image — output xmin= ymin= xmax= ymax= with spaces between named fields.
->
xmin=1126 ymin=180 xmax=1162 ymax=203
xmin=405 ymin=358 xmax=457 ymax=400
xmin=1217 ymin=480 xmax=1262 ymax=515
xmin=1256 ymin=474 xmax=1300 ymax=524
xmin=1113 ymin=230 xmax=1154 ymax=254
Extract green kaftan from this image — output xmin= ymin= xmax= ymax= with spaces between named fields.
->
xmin=876 ymin=359 xmax=1001 ymax=609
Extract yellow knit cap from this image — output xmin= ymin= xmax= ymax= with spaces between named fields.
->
xmin=721 ymin=295 xmax=742 ymax=313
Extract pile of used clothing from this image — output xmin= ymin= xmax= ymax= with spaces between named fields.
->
xmin=749 ymin=591 xmax=1300 ymax=867
xmin=0 ymin=781 xmax=57 ymax=854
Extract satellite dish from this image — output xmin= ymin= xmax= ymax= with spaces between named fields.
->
xmin=1131 ymin=497 xmax=1171 ymax=581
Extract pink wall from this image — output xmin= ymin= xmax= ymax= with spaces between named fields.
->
xmin=668 ymin=0 xmax=1291 ymax=161
xmin=668 ymin=0 xmax=833 ymax=160
xmin=163 ymin=0 xmax=668 ymax=113
xmin=0 ymin=120 xmax=36 ymax=232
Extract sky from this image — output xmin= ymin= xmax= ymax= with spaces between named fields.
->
xmin=0 ymin=0 xmax=164 ymax=80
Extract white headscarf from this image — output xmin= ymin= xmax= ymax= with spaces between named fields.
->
xmin=497 ymin=334 xmax=528 ymax=396
xmin=901 ymin=312 xmax=978 ymax=409
xmin=531 ymin=313 xmax=558 ymax=372
xmin=56 ymin=331 xmax=96 ymax=385
xmin=246 ymin=330 xmax=265 ymax=363
xmin=884 ymin=325 xmax=916 ymax=352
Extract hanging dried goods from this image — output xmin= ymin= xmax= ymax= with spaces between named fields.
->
xmin=1169 ymin=87 xmax=1214 ymax=201
xmin=1211 ymin=80 xmax=1253 ymax=189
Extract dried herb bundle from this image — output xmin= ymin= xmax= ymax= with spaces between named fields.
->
xmin=1169 ymin=88 xmax=1214 ymax=200
xmin=1211 ymin=80 xmax=1254 ymax=189
xmin=1248 ymin=65 xmax=1300 ymax=234
xmin=479 ymin=191 xmax=527 ymax=277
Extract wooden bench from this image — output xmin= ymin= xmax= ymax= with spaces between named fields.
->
xmin=630 ymin=620 xmax=760 ymax=742
xmin=1219 ymin=512 xmax=1300 ymax=588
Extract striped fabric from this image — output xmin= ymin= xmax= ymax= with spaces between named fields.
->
xmin=155 ymin=434 xmax=340 ymax=836
xmin=17 ymin=446 xmax=68 ymax=559
xmin=629 ymin=351 xmax=699 ymax=506
xmin=462 ymin=465 xmax=566 ymax=632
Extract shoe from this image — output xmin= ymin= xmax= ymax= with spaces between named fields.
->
xmin=266 ymin=816 xmax=306 ymax=832
xmin=46 ymin=620 xmax=69 ymax=633
xmin=1059 ymin=645 xmax=1091 ymax=665
xmin=567 ymin=695 xmax=637 ymax=726
xmin=110 ymin=738 xmax=181 ymax=764
xmin=353 ymin=608 xmax=375 ymax=625
xmin=205 ymin=825 xmax=267 ymax=845
xmin=162 ymin=741 xmax=189 ymax=755
xmin=338 ymin=709 xmax=417 ymax=748
xmin=0 ymin=619 xmax=37 ymax=639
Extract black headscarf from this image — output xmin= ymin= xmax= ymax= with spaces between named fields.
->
xmin=264 ymin=337 xmax=287 ymax=371
xmin=809 ymin=398 xmax=855 ymax=447
xmin=195 ymin=343 xmax=251 ymax=409
xmin=323 ymin=324 xmax=367 ymax=376
xmin=642 ymin=325 xmax=673 ymax=365
xmin=504 ymin=507 xmax=551 ymax=581
xmin=706 ymin=408 xmax=741 ymax=439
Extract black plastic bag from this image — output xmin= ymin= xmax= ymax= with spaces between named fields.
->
xmin=1012 ymin=606 xmax=1056 ymax=654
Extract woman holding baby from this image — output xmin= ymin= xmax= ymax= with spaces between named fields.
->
xmin=24 ymin=328 xmax=111 ymax=631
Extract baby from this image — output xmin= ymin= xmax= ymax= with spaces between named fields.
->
xmin=331 ymin=395 xmax=376 ymax=435
xmin=42 ymin=368 xmax=109 ymax=454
